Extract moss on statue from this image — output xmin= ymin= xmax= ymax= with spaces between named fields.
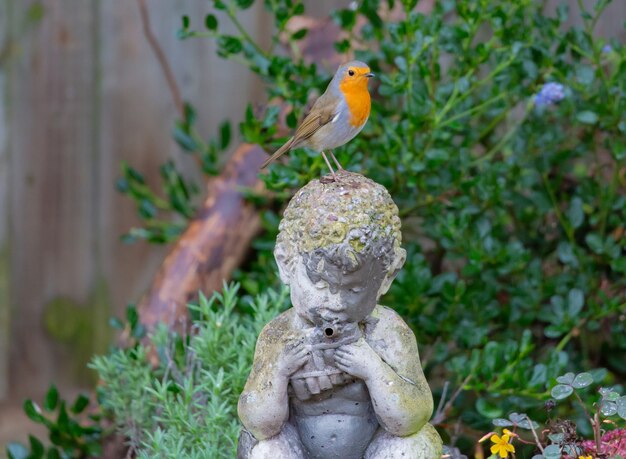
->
xmin=278 ymin=172 xmax=402 ymax=256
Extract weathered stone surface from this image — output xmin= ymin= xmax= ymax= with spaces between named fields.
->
xmin=238 ymin=172 xmax=442 ymax=458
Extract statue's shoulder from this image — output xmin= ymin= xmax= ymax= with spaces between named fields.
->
xmin=369 ymin=305 xmax=411 ymax=330
xmin=257 ymin=308 xmax=299 ymax=345
xmin=366 ymin=305 xmax=417 ymax=349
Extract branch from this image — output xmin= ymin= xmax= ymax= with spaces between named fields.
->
xmin=136 ymin=0 xmax=185 ymax=118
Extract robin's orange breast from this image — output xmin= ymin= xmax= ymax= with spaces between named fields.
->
xmin=339 ymin=80 xmax=371 ymax=128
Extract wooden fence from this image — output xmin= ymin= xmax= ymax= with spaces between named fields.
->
xmin=0 ymin=0 xmax=623 ymax=416
xmin=0 ymin=0 xmax=347 ymax=407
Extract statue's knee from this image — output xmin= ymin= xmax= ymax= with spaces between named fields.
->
xmin=365 ymin=423 xmax=442 ymax=459
xmin=238 ymin=425 xmax=305 ymax=459
xmin=415 ymin=423 xmax=443 ymax=458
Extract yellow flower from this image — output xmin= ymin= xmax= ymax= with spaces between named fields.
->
xmin=490 ymin=432 xmax=515 ymax=458
xmin=578 ymin=456 xmax=592 ymax=459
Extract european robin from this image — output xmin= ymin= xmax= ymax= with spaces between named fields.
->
xmin=261 ymin=60 xmax=374 ymax=180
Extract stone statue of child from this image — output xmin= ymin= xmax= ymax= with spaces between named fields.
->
xmin=238 ymin=172 xmax=442 ymax=459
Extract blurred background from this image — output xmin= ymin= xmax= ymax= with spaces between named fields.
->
xmin=0 ymin=0 xmax=624 ymax=454
xmin=0 ymin=0 xmax=346 ymax=448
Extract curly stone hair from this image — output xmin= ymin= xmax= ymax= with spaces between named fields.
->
xmin=275 ymin=172 xmax=404 ymax=276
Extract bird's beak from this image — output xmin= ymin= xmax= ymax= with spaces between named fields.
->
xmin=365 ymin=72 xmax=375 ymax=78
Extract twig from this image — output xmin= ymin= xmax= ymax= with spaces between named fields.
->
xmin=526 ymin=414 xmax=544 ymax=454
xmin=435 ymin=381 xmax=450 ymax=419
xmin=432 ymin=375 xmax=472 ymax=425
xmin=136 ymin=0 xmax=185 ymax=118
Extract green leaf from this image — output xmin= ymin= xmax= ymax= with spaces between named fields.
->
xmin=219 ymin=121 xmax=231 ymax=150
xmin=213 ymin=0 xmax=227 ymax=10
xmin=590 ymin=368 xmax=607 ymax=383
xmin=543 ymin=444 xmax=562 ymax=459
xmin=476 ymin=397 xmax=503 ymax=418
xmin=508 ymin=412 xmax=528 ymax=424
xmin=235 ymin=0 xmax=254 ymax=8
xmin=332 ymin=9 xmax=356 ymax=29
xmin=551 ymin=384 xmax=573 ymax=400
xmin=493 ymin=418 xmax=514 ymax=427
xmin=548 ymin=433 xmax=564 ymax=443
xmin=566 ymin=197 xmax=584 ymax=228
xmin=28 ymin=435 xmax=44 ymax=459
xmin=109 ymin=317 xmax=124 ymax=330
xmin=56 ymin=401 xmax=70 ymax=431
xmin=576 ymin=110 xmax=598 ymax=124
xmin=126 ymin=305 xmax=138 ymax=329
xmin=572 ymin=372 xmax=593 ymax=389
xmin=44 ymin=385 xmax=59 ymax=411
xmin=425 ymin=149 xmax=449 ymax=162
xmin=181 ymin=15 xmax=190 ymax=29
xmin=585 ymin=233 xmax=603 ymax=254
xmin=173 ymin=126 xmax=199 ymax=152
xmin=217 ymin=35 xmax=243 ymax=56
xmin=23 ymin=400 xmax=45 ymax=423
xmin=517 ymin=417 xmax=540 ymax=430
xmin=205 ymin=14 xmax=218 ymax=30
xmin=286 ymin=111 xmax=298 ymax=129
xmin=556 ymin=372 xmax=575 ymax=385
xmin=575 ymin=65 xmax=595 ymax=86
xmin=529 ymin=364 xmax=547 ymax=387
xmin=71 ymin=394 xmax=90 ymax=414
xmin=6 ymin=443 xmax=29 ymax=459
xmin=139 ymin=199 xmax=157 ymax=219
xmin=567 ymin=289 xmax=584 ymax=317
xmin=600 ymin=400 xmax=617 ymax=416
xmin=291 ymin=28 xmax=308 ymax=40
xmin=617 ymin=396 xmax=626 ymax=420
xmin=402 ymin=0 xmax=418 ymax=11
xmin=557 ymin=242 xmax=577 ymax=266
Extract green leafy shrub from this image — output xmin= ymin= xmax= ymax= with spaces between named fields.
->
xmin=6 ymin=386 xmax=102 ymax=459
xmin=89 ymin=284 xmax=288 ymax=458
xmin=110 ymin=0 xmax=625 ymax=454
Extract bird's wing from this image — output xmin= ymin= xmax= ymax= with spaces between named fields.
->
xmin=290 ymin=94 xmax=337 ymax=148
xmin=260 ymin=92 xmax=337 ymax=169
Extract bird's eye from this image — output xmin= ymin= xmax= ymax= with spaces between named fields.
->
xmin=348 ymin=69 xmax=355 ymax=76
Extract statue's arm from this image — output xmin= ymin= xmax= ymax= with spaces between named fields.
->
xmin=364 ymin=307 xmax=433 ymax=437
xmin=237 ymin=322 xmax=291 ymax=440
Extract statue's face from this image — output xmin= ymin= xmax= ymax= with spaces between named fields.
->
xmin=289 ymin=253 xmax=387 ymax=327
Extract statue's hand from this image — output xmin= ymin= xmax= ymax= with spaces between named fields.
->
xmin=334 ymin=339 xmax=382 ymax=381
xmin=277 ymin=340 xmax=309 ymax=377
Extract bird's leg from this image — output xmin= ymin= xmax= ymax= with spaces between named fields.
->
xmin=321 ymin=151 xmax=338 ymax=181
xmin=329 ymin=150 xmax=344 ymax=170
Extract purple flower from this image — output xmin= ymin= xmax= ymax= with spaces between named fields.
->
xmin=602 ymin=44 xmax=613 ymax=53
xmin=581 ymin=428 xmax=626 ymax=457
xmin=535 ymin=82 xmax=566 ymax=107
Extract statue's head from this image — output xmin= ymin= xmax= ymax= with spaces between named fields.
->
xmin=274 ymin=172 xmax=406 ymax=327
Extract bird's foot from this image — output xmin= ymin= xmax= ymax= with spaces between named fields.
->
xmin=320 ymin=172 xmax=339 ymax=184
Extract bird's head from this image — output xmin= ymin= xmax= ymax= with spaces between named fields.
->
xmin=333 ymin=60 xmax=375 ymax=95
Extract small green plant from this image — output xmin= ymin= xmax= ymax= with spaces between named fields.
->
xmin=5 ymin=385 xmax=102 ymax=459
xmin=480 ymin=371 xmax=626 ymax=458
xmin=89 ymin=284 xmax=288 ymax=458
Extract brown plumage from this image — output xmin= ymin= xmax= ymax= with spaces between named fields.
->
xmin=260 ymin=94 xmax=336 ymax=169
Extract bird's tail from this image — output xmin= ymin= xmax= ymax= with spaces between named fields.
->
xmin=261 ymin=137 xmax=294 ymax=169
